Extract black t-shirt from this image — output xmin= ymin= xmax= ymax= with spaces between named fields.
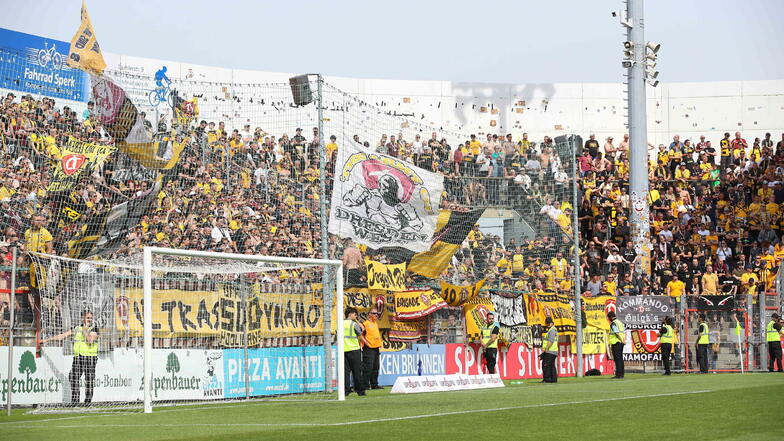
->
xmin=585 ymin=140 xmax=599 ymax=157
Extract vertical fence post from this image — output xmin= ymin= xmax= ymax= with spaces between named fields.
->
xmin=241 ymin=276 xmax=249 ymax=400
xmin=6 ymin=246 xmax=17 ymax=416
xmin=571 ymin=136 xmax=583 ymax=378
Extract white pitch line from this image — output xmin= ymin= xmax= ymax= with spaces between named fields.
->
xmin=29 ymin=389 xmax=711 ymax=430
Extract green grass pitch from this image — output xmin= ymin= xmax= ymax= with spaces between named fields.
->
xmin=2 ymin=373 xmax=782 ymax=440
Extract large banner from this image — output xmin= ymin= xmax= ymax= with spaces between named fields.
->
xmin=463 ymin=296 xmax=496 ymax=342
xmin=328 ymin=143 xmax=443 ymax=252
xmin=378 ymin=344 xmax=446 ymax=385
xmin=220 ymin=287 xmax=328 ymax=347
xmin=440 ymin=279 xmax=486 ymax=307
xmin=491 ymin=293 xmax=526 ymax=326
xmin=0 ymin=28 xmax=89 ymax=101
xmin=0 ymin=347 xmax=223 ymax=405
xmin=616 ymin=296 xmax=673 ymax=330
xmin=115 ymin=288 xmax=221 ymax=336
xmin=445 ymin=343 xmax=614 ymax=379
xmin=582 ymin=295 xmax=616 ymax=330
xmin=394 ymin=290 xmax=447 ymax=320
xmin=365 ymin=260 xmax=406 ymax=291
xmin=47 ymin=137 xmax=116 ymax=193
xmin=223 ymin=347 xmax=330 ymax=398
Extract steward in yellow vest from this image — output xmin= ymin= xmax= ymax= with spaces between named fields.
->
xmin=540 ymin=317 xmax=559 ymax=383
xmin=766 ymin=313 xmax=783 ymax=372
xmin=607 ymin=311 xmax=625 ymax=379
xmin=659 ymin=317 xmax=675 ymax=375
xmin=696 ymin=314 xmax=710 ymax=373
xmin=481 ymin=313 xmax=500 ymax=375
xmin=43 ymin=310 xmax=99 ymax=404
xmin=343 ymin=307 xmax=367 ymax=396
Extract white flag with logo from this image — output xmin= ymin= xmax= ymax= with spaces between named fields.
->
xmin=329 ymin=143 xmax=443 ymax=252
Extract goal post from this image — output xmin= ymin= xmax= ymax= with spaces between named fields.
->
xmin=25 ymin=247 xmax=344 ymax=413
xmin=141 ymin=246 xmax=345 ymax=412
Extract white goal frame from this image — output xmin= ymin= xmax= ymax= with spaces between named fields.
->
xmin=142 ymin=246 xmax=345 ymax=413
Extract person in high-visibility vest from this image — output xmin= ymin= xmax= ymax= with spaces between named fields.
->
xmin=696 ymin=314 xmax=710 ymax=373
xmin=43 ymin=310 xmax=99 ymax=404
xmin=658 ymin=316 xmax=675 ymax=376
xmin=480 ymin=312 xmax=500 ymax=374
xmin=343 ymin=307 xmax=368 ymax=396
xmin=540 ymin=317 xmax=558 ymax=383
xmin=766 ymin=313 xmax=783 ymax=372
xmin=607 ymin=311 xmax=625 ymax=379
xmin=362 ymin=309 xmax=383 ymax=389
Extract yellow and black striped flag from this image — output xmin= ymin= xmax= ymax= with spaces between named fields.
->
xmin=407 ymin=208 xmax=485 ymax=278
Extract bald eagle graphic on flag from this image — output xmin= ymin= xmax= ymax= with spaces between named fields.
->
xmin=330 ymin=143 xmax=443 ymax=252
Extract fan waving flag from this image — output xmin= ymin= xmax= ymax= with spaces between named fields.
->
xmin=329 ymin=142 xmax=443 ymax=252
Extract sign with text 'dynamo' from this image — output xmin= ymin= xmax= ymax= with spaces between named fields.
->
xmin=223 ymin=347 xmax=334 ymax=398
xmin=0 ymin=28 xmax=89 ymax=102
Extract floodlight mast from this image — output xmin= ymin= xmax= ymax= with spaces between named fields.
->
xmin=625 ymin=0 xmax=652 ymax=278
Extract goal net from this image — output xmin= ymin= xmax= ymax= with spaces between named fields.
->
xmin=28 ymin=247 xmax=343 ymax=413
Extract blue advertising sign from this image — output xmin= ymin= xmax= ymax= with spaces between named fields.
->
xmin=223 ymin=346 xmax=333 ymax=398
xmin=0 ymin=28 xmax=89 ymax=102
xmin=378 ymin=344 xmax=446 ymax=386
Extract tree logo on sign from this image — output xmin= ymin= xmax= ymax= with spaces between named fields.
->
xmin=61 ymin=154 xmax=86 ymax=176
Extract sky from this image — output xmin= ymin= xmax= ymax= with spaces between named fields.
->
xmin=1 ymin=0 xmax=783 ymax=84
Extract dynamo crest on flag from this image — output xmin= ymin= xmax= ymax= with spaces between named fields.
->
xmin=329 ymin=143 xmax=443 ymax=252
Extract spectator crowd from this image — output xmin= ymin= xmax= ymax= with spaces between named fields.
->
xmin=1 ymin=89 xmax=784 ymax=331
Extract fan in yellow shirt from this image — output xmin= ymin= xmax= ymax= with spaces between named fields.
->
xmin=666 ymin=275 xmax=685 ymax=299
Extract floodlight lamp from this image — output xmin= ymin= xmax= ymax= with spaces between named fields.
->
xmin=647 ymin=70 xmax=659 ymax=79
xmin=648 ymin=79 xmax=660 ymax=87
xmin=646 ymin=42 xmax=661 ymax=54
xmin=622 ymin=61 xmax=634 ymax=68
xmin=623 ymin=41 xmax=633 ymax=50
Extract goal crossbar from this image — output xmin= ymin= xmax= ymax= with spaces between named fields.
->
xmin=141 ymin=246 xmax=345 ymax=413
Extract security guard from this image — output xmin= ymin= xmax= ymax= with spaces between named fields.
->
xmin=480 ymin=312 xmax=500 ymax=374
xmin=540 ymin=317 xmax=558 ymax=383
xmin=766 ymin=313 xmax=783 ymax=372
xmin=696 ymin=314 xmax=710 ymax=373
xmin=659 ymin=316 xmax=675 ymax=375
xmin=43 ymin=310 xmax=99 ymax=404
xmin=607 ymin=311 xmax=625 ymax=379
xmin=343 ymin=307 xmax=367 ymax=396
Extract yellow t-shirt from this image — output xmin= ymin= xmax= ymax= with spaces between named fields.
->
xmin=25 ymin=227 xmax=53 ymax=253
xmin=667 ymin=280 xmax=685 ymax=297
xmin=511 ymin=254 xmax=524 ymax=272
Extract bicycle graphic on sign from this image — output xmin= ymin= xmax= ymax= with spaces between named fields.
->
xmin=37 ymin=42 xmax=63 ymax=70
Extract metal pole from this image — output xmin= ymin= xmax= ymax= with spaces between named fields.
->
xmin=6 ymin=246 xmax=17 ymax=416
xmin=679 ymin=294 xmax=686 ymax=370
xmin=627 ymin=0 xmax=652 ymax=279
xmin=746 ymin=293 xmax=754 ymax=371
xmin=142 ymin=247 xmax=153 ymax=413
xmin=758 ymin=293 xmax=767 ymax=370
xmin=315 ymin=74 xmax=335 ymax=397
xmin=336 ymin=265 xmax=345 ymax=401
xmin=241 ymin=278 xmax=249 ymax=401
xmin=571 ymin=136 xmax=583 ymax=377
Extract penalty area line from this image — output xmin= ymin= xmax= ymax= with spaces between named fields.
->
xmin=36 ymin=389 xmax=712 ymax=429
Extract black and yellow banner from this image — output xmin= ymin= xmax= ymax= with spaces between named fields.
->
xmin=582 ymin=295 xmax=615 ymax=330
xmin=115 ymin=288 xmax=221 ymax=336
xmin=219 ymin=286 xmax=328 ymax=347
xmin=67 ymin=0 xmax=106 ymax=74
xmin=408 ymin=209 xmax=485 ymax=278
xmin=440 ymin=279 xmax=486 ymax=306
xmin=47 ymin=136 xmax=115 ymax=193
xmin=394 ymin=289 xmax=447 ymax=320
xmin=524 ymin=292 xmax=576 ymax=336
xmin=365 ymin=260 xmax=407 ymax=291
xmin=463 ymin=296 xmax=495 ymax=342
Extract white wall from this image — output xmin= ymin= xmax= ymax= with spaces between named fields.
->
xmin=39 ymin=50 xmax=784 ymax=147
